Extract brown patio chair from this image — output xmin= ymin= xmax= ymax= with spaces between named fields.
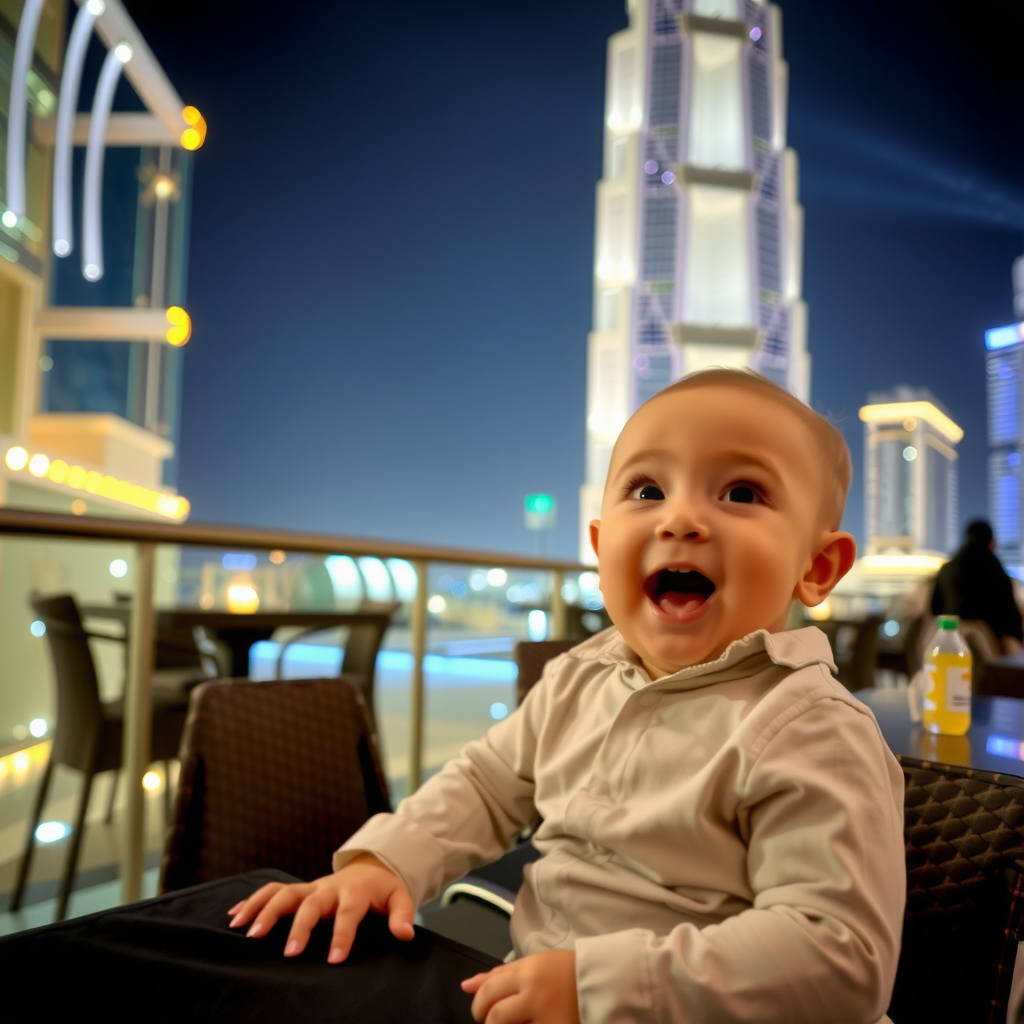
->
xmin=11 ymin=593 xmax=190 ymax=921
xmin=888 ymin=757 xmax=1024 ymax=1024
xmin=513 ymin=639 xmax=579 ymax=706
xmin=160 ymin=676 xmax=390 ymax=892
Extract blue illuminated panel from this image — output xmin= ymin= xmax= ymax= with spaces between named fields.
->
xmin=986 ymin=323 xmax=1024 ymax=350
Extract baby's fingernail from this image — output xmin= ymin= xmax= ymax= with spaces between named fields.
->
xmin=246 ymin=922 xmax=264 ymax=938
xmin=284 ymin=940 xmax=299 ymax=956
xmin=228 ymin=914 xmax=243 ymax=928
xmin=328 ymin=947 xmax=345 ymax=964
xmin=227 ymin=902 xmax=242 ymax=915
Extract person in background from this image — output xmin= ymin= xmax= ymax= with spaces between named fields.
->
xmin=931 ymin=520 xmax=1024 ymax=654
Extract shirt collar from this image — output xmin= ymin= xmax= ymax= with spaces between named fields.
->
xmin=593 ymin=624 xmax=837 ymax=690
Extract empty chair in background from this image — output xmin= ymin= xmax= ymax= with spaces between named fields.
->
xmin=11 ymin=593 xmax=190 ymax=921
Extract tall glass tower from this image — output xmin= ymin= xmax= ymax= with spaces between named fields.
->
xmin=580 ymin=0 xmax=808 ymax=560
xmin=984 ymin=253 xmax=1024 ymax=573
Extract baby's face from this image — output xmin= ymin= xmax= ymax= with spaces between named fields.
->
xmin=591 ymin=385 xmax=831 ymax=678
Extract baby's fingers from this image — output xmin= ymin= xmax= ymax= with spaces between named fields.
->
xmin=246 ymin=883 xmax=315 ymax=939
xmin=386 ymin=886 xmax=415 ymax=941
xmin=327 ymin=887 xmax=373 ymax=964
xmin=227 ymin=882 xmax=286 ymax=928
xmin=468 ymin=968 xmax=520 ymax=1023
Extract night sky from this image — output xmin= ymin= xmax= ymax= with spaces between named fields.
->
xmin=123 ymin=0 xmax=1024 ymax=561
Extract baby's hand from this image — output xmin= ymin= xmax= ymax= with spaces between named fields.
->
xmin=461 ymin=949 xmax=579 ymax=1024
xmin=226 ymin=852 xmax=414 ymax=963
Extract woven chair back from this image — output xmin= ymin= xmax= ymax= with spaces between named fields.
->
xmin=161 ymin=677 xmax=390 ymax=893
xmin=889 ymin=757 xmax=1024 ymax=1024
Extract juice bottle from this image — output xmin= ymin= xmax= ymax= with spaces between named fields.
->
xmin=922 ymin=615 xmax=972 ymax=736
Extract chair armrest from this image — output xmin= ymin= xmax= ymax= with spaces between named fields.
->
xmin=440 ymin=878 xmax=516 ymax=917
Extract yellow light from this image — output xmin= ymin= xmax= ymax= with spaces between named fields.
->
xmin=861 ymin=554 xmax=948 ymax=575
xmin=859 ymin=402 xmax=963 ymax=444
xmin=165 ymin=306 xmax=191 ymax=346
xmin=142 ymin=770 xmax=161 ymax=791
xmin=180 ymin=105 xmax=207 ymax=151
xmin=5 ymin=446 xmax=28 ymax=471
xmin=807 ymin=598 xmax=831 ymax=621
xmin=227 ymin=584 xmax=259 ymax=614
xmin=269 ymin=549 xmax=286 ymax=564
xmin=200 ymin=593 xmax=215 ymax=609
xmin=13 ymin=752 xmax=29 ymax=772
xmin=3 ymin=447 xmax=189 ymax=520
xmin=903 ymin=418 xmax=917 ymax=431
xmin=153 ymin=176 xmax=175 ymax=199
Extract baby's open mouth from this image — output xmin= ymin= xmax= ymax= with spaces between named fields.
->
xmin=644 ymin=567 xmax=716 ymax=617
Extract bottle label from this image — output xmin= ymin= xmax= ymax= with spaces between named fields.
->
xmin=946 ymin=667 xmax=971 ymax=713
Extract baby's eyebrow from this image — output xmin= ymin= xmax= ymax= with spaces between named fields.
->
xmin=713 ymin=450 xmax=786 ymax=486
xmin=612 ymin=449 xmax=674 ymax=478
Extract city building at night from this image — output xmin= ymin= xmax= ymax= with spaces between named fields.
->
xmin=984 ymin=255 xmax=1024 ymax=573
xmin=0 ymin=0 xmax=202 ymax=742
xmin=858 ymin=387 xmax=961 ymax=585
xmin=580 ymin=0 xmax=807 ymax=560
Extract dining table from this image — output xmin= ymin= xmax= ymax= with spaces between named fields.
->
xmin=854 ymin=686 xmax=1024 ymax=776
xmin=80 ymin=604 xmax=397 ymax=678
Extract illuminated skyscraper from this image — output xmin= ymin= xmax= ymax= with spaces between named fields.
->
xmin=984 ymin=254 xmax=1024 ymax=571
xmin=858 ymin=388 xmax=961 ymax=581
xmin=580 ymin=0 xmax=807 ymax=559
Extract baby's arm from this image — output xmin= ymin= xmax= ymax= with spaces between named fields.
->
xmin=230 ymin=661 xmax=553 ymax=961
xmin=575 ymin=696 xmax=905 ymax=1024
xmin=329 ymin=674 xmax=549 ymax=909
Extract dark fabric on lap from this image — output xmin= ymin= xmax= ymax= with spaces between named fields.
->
xmin=0 ymin=869 xmax=500 ymax=1023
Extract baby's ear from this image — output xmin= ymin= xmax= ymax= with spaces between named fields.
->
xmin=589 ymin=520 xmax=601 ymax=558
xmin=794 ymin=532 xmax=857 ymax=608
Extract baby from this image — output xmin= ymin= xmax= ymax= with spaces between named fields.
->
xmin=230 ymin=368 xmax=905 ymax=1024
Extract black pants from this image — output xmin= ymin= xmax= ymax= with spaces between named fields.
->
xmin=0 ymin=869 xmax=500 ymax=1023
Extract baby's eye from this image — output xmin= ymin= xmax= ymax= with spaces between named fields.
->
xmin=725 ymin=485 xmax=757 ymax=504
xmin=637 ymin=484 xmax=664 ymax=501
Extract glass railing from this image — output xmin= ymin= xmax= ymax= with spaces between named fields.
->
xmin=0 ymin=507 xmax=595 ymax=903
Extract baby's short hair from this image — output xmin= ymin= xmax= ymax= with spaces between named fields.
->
xmin=650 ymin=367 xmax=852 ymax=530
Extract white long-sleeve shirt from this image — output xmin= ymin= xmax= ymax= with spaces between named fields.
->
xmin=335 ymin=626 xmax=906 ymax=1024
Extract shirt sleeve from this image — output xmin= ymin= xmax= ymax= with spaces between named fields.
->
xmin=332 ymin=665 xmax=551 ymax=907
xmin=574 ymin=694 xmax=906 ymax=1024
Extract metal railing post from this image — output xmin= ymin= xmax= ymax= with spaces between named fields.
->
xmin=550 ymin=569 xmax=566 ymax=639
xmin=407 ymin=559 xmax=428 ymax=794
xmin=121 ymin=541 xmax=155 ymax=903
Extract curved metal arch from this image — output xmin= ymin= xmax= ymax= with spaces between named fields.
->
xmin=5 ymin=0 xmax=46 ymax=224
xmin=82 ymin=43 xmax=132 ymax=281
xmin=53 ymin=1 xmax=104 ymax=257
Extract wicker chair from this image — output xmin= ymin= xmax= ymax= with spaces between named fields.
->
xmin=160 ymin=676 xmax=390 ymax=892
xmin=889 ymin=757 xmax=1024 ymax=1024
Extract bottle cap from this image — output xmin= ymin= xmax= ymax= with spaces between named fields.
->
xmin=937 ymin=615 xmax=960 ymax=630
